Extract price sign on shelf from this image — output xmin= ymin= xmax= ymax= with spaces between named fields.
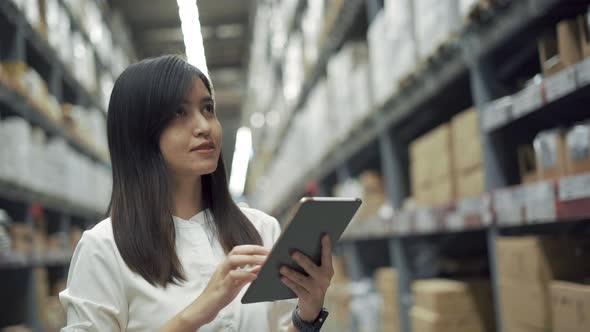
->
xmin=494 ymin=188 xmax=525 ymax=226
xmin=545 ymin=67 xmax=577 ymax=102
xmin=524 ymin=181 xmax=557 ymax=223
xmin=511 ymin=83 xmax=543 ymax=119
xmin=415 ymin=209 xmax=437 ymax=234
xmin=559 ymin=173 xmax=590 ymax=202
xmin=577 ymin=58 xmax=590 ymax=86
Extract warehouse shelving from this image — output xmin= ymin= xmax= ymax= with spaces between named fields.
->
xmin=0 ymin=250 xmax=72 ymax=269
xmin=248 ymin=0 xmax=590 ymax=332
xmin=269 ymin=0 xmax=571 ymax=216
xmin=0 ymin=1 xmax=122 ymax=330
xmin=0 ymin=81 xmax=109 ymax=167
xmin=0 ymin=0 xmax=105 ymax=113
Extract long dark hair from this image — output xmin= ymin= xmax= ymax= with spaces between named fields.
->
xmin=107 ymin=55 xmax=262 ymax=287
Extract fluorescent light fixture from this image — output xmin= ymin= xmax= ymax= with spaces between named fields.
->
xmin=229 ymin=127 xmax=253 ymax=197
xmin=176 ymin=0 xmax=209 ymax=77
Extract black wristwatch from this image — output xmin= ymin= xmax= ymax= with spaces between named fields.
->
xmin=291 ymin=306 xmax=329 ymax=332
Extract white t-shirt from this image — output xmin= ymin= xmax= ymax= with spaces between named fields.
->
xmin=59 ymin=207 xmax=296 ymax=332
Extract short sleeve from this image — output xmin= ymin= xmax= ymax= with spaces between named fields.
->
xmin=59 ymin=231 xmax=128 ymax=331
xmin=267 ymin=217 xmax=297 ymax=332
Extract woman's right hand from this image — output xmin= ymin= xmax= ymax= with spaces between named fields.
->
xmin=179 ymin=245 xmax=269 ymax=329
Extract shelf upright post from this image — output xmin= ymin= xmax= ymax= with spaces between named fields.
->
xmin=60 ymin=213 xmax=71 ymax=275
xmin=24 ymin=203 xmax=42 ymax=330
xmin=389 ymin=237 xmax=412 ymax=332
xmin=49 ymin=65 xmax=63 ymax=103
xmin=463 ymin=35 xmax=507 ymax=332
xmin=335 ymin=165 xmax=364 ymax=281
xmin=7 ymin=13 xmax=26 ymax=62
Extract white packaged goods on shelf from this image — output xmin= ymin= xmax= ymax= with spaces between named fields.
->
xmin=46 ymin=0 xmax=73 ymax=67
xmin=481 ymin=96 xmax=512 ymax=132
xmin=306 ymin=80 xmax=331 ymax=164
xmin=352 ymin=61 xmax=372 ymax=124
xmin=559 ymin=173 xmax=590 ymax=202
xmin=282 ymin=33 xmax=304 ymax=110
xmin=524 ymin=181 xmax=556 ymax=222
xmin=576 ymin=57 xmax=590 ymax=86
xmin=493 ymin=187 xmax=526 ymax=225
xmin=327 ymin=45 xmax=354 ymax=142
xmin=368 ymin=11 xmax=396 ymax=107
xmin=511 ymin=80 xmax=543 ymax=118
xmin=0 ymin=117 xmax=111 ymax=212
xmin=545 ymin=66 xmax=577 ymax=102
xmin=301 ymin=0 xmax=324 ymax=67
xmin=21 ymin=0 xmax=41 ymax=31
xmin=0 ymin=117 xmax=32 ymax=187
xmin=414 ymin=0 xmax=460 ymax=59
xmin=385 ymin=0 xmax=418 ymax=88
xmin=70 ymin=106 xmax=108 ymax=152
xmin=100 ymin=73 xmax=115 ymax=110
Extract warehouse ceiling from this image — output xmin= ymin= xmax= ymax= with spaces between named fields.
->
xmin=107 ymin=0 xmax=254 ymax=171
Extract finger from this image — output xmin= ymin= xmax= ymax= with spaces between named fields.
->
xmin=281 ymin=276 xmax=309 ymax=298
xmin=230 ymin=245 xmax=270 ymax=256
xmin=225 ymin=269 xmax=258 ymax=286
xmin=280 ymin=267 xmax=315 ymax=293
xmin=321 ymin=235 xmax=333 ymax=273
xmin=223 ymin=255 xmax=266 ymax=273
xmin=291 ymin=251 xmax=322 ymax=280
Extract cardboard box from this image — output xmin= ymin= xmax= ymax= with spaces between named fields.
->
xmin=533 ymin=129 xmax=568 ymax=180
xmin=503 ymin=323 xmax=550 ymax=332
xmin=538 ymin=18 xmax=583 ymax=77
xmin=430 ymin=177 xmax=456 ymax=206
xmin=500 ymin=280 xmax=550 ymax=329
xmin=565 ymin=122 xmax=590 ymax=175
xmin=579 ymin=10 xmax=590 ymax=58
xmin=496 ymin=236 xmax=590 ymax=285
xmin=451 ymin=108 xmax=482 ymax=172
xmin=456 ymin=167 xmax=485 ymax=199
xmin=411 ymin=306 xmax=488 ymax=332
xmin=412 ymin=279 xmax=491 ymax=316
xmin=551 ymin=280 xmax=590 ymax=332
xmin=411 ymin=124 xmax=454 ymax=187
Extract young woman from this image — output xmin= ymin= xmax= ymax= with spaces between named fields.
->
xmin=60 ymin=55 xmax=334 ymax=331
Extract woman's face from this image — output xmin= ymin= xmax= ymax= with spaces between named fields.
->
xmin=159 ymin=78 xmax=222 ymax=179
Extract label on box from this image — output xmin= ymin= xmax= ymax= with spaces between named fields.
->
xmin=559 ymin=173 xmax=590 ymax=201
xmin=494 ymin=188 xmax=525 ymax=225
xmin=482 ymin=97 xmax=512 ymax=132
xmin=545 ymin=67 xmax=577 ymax=102
xmin=394 ymin=211 xmax=413 ymax=235
xmin=445 ymin=212 xmax=465 ymax=231
xmin=524 ymin=181 xmax=557 ymax=223
xmin=576 ymin=58 xmax=590 ymax=86
xmin=512 ymin=83 xmax=543 ymax=119
xmin=415 ymin=209 xmax=437 ymax=233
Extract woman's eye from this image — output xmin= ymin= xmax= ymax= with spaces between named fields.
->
xmin=175 ymin=108 xmax=187 ymax=117
xmin=204 ymin=104 xmax=215 ymax=114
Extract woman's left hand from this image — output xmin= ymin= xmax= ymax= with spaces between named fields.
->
xmin=280 ymin=234 xmax=334 ymax=322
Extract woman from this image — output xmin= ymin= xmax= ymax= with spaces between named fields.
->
xmin=59 ymin=55 xmax=334 ymax=331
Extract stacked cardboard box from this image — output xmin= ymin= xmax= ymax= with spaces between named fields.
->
xmin=451 ymin=108 xmax=485 ymax=199
xmin=411 ymin=279 xmax=495 ymax=332
xmin=324 ymin=256 xmax=352 ymax=331
xmin=538 ymin=18 xmax=583 ymax=77
xmin=410 ymin=124 xmax=455 ymax=206
xmin=375 ymin=268 xmax=400 ymax=332
xmin=550 ymin=280 xmax=590 ymax=332
xmin=355 ymin=171 xmax=387 ymax=222
xmin=496 ymin=236 xmax=590 ymax=331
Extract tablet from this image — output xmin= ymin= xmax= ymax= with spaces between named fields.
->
xmin=241 ymin=197 xmax=362 ymax=304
